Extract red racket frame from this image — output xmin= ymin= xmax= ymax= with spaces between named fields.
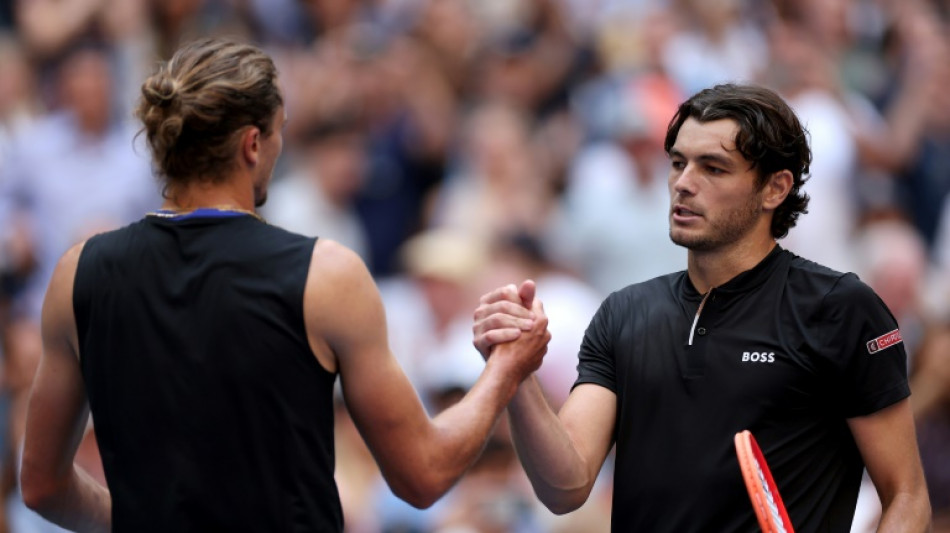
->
xmin=734 ymin=430 xmax=795 ymax=533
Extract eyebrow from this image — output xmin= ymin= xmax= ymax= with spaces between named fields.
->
xmin=668 ymin=148 xmax=737 ymax=169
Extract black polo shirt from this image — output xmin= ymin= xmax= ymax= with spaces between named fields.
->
xmin=575 ymin=246 xmax=909 ymax=532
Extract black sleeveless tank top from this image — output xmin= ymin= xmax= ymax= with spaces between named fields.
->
xmin=73 ymin=213 xmax=343 ymax=532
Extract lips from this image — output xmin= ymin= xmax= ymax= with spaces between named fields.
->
xmin=672 ymin=204 xmax=701 ymax=218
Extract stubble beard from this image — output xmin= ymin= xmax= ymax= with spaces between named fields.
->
xmin=669 ymin=194 xmax=763 ymax=251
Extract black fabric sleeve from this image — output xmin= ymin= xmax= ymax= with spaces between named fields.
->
xmin=816 ymin=273 xmax=910 ymax=418
xmin=573 ymin=294 xmax=618 ymax=393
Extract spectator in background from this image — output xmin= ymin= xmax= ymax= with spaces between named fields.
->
xmin=935 ymin=195 xmax=950 ymax=304
xmin=853 ymin=217 xmax=933 ymax=357
xmin=0 ymin=32 xmax=39 ymax=153
xmin=0 ymin=32 xmax=40 ymax=313
xmin=468 ymin=0 xmax=579 ymax=118
xmin=353 ymin=32 xmax=459 ymax=276
xmin=769 ymin=0 xmax=949 ymax=265
xmin=848 ymin=216 xmax=942 ymax=532
xmin=380 ymin=228 xmax=491 ymax=397
xmin=430 ymin=101 xmax=555 ymax=245
xmin=910 ymin=325 xmax=950 ymax=532
xmin=660 ymin=0 xmax=768 ymax=96
xmin=408 ymin=0 xmax=482 ymax=100
xmin=551 ymin=73 xmax=687 ymax=295
xmin=331 ymin=397 xmax=383 ymax=533
xmin=261 ymin=115 xmax=371 ymax=262
xmin=761 ymin=15 xmax=864 ymax=273
xmin=882 ymin=9 xmax=950 ymax=252
xmin=12 ymin=0 xmax=154 ymax=109
xmin=0 ymin=41 xmax=152 ymax=533
xmin=0 ymin=42 xmax=155 ymax=322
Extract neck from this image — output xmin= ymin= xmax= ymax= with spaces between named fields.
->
xmin=163 ymin=178 xmax=256 ymax=212
xmin=686 ymin=236 xmax=777 ymax=294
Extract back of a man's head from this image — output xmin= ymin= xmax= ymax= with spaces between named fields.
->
xmin=135 ymin=38 xmax=283 ymax=187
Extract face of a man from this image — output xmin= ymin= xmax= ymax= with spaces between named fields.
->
xmin=254 ymin=105 xmax=286 ymax=207
xmin=667 ymin=117 xmax=766 ymax=252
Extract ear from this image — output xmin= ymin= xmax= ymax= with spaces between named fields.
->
xmin=240 ymin=126 xmax=262 ymax=167
xmin=762 ymin=169 xmax=793 ymax=211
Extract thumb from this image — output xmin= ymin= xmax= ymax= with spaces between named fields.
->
xmin=518 ymin=279 xmax=536 ymax=310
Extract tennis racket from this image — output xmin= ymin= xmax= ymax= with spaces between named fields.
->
xmin=734 ymin=430 xmax=795 ymax=533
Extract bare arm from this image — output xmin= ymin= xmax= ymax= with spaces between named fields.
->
xmin=303 ymin=240 xmax=550 ymax=508
xmin=848 ymin=398 xmax=932 ymax=532
xmin=20 ymin=242 xmax=111 ymax=532
xmin=474 ymin=281 xmax=616 ymax=513
xmin=507 ymin=380 xmax=616 ymax=514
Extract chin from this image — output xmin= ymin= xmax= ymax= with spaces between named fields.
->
xmin=670 ymin=230 xmax=714 ymax=251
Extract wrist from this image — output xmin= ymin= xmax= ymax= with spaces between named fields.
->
xmin=483 ymin=353 xmax=526 ymax=399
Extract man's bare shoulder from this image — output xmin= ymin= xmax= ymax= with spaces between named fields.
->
xmin=304 ymin=239 xmax=386 ymax=372
xmin=311 ymin=238 xmax=363 ymax=268
xmin=48 ymin=241 xmax=87 ymax=298
xmin=42 ymin=241 xmax=87 ymax=355
xmin=305 ymin=238 xmax=380 ymax=319
xmin=309 ymin=238 xmax=372 ymax=288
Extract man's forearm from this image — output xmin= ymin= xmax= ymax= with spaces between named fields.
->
xmin=508 ymin=376 xmax=593 ymax=514
xmin=387 ymin=353 xmax=529 ymax=508
xmin=877 ymin=490 xmax=932 ymax=532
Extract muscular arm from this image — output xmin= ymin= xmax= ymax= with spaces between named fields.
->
xmin=19 ymin=242 xmax=111 ymax=532
xmin=507 ymin=380 xmax=616 ymax=513
xmin=303 ymin=240 xmax=549 ymax=508
xmin=848 ymin=398 xmax=932 ymax=532
xmin=474 ymin=282 xmax=616 ymax=513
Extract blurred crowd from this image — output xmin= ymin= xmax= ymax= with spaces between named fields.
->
xmin=0 ymin=0 xmax=948 ymax=531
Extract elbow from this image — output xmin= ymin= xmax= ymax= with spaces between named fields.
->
xmin=391 ymin=484 xmax=442 ymax=510
xmin=541 ymin=494 xmax=585 ymax=516
xmin=388 ymin=472 xmax=454 ymax=510
xmin=20 ymin=470 xmax=61 ymax=515
xmin=398 ymin=491 xmax=440 ymax=510
xmin=533 ymin=482 xmax=591 ymax=515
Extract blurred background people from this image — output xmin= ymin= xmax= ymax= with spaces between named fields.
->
xmin=0 ymin=0 xmax=948 ymax=531
xmin=261 ymin=115 xmax=371 ymax=261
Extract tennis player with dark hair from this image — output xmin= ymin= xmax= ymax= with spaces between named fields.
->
xmin=474 ymin=84 xmax=932 ymax=531
xmin=18 ymin=38 xmax=550 ymax=533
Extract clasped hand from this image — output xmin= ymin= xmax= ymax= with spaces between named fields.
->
xmin=472 ymin=279 xmax=551 ymax=381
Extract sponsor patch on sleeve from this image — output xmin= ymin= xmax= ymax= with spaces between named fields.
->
xmin=866 ymin=329 xmax=903 ymax=354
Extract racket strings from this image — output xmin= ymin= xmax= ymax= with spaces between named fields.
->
xmin=754 ymin=460 xmax=788 ymax=533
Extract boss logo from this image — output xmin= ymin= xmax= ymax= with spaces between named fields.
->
xmin=741 ymin=351 xmax=775 ymax=363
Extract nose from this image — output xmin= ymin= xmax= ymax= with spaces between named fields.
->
xmin=670 ymin=162 xmax=698 ymax=196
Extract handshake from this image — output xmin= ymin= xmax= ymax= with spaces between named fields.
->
xmin=472 ymin=279 xmax=552 ymax=386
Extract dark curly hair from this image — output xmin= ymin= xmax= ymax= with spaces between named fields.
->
xmin=135 ymin=38 xmax=283 ymax=188
xmin=663 ymin=83 xmax=811 ymax=239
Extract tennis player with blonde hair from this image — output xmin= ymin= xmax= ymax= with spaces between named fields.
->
xmin=19 ymin=37 xmax=550 ymax=532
